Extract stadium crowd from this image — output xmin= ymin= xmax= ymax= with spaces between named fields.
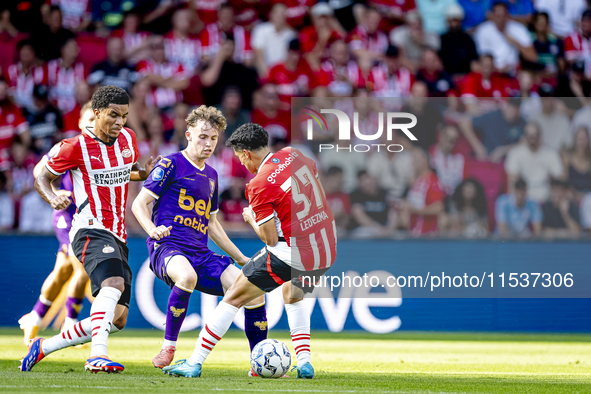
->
xmin=1 ymin=0 xmax=591 ymax=239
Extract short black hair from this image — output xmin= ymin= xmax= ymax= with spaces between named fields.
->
xmin=91 ymin=85 xmax=129 ymax=111
xmin=357 ymin=169 xmax=369 ymax=178
xmin=550 ymin=178 xmax=569 ymax=188
xmin=16 ymin=38 xmax=35 ymax=53
xmin=492 ymin=1 xmax=508 ymax=11
xmin=515 ymin=178 xmax=527 ymax=190
xmin=226 ymin=123 xmax=269 ymax=151
xmin=326 ymin=166 xmax=343 ymax=176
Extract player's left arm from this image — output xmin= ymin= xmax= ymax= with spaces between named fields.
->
xmin=242 ymin=208 xmax=279 ymax=247
xmin=130 ymin=155 xmax=163 ymax=181
xmin=131 ymin=188 xmax=172 ymax=240
xmin=208 ymin=213 xmax=250 ymax=266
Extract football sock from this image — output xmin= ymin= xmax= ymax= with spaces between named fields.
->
xmin=188 ymin=301 xmax=238 ymax=365
xmin=42 ymin=319 xmax=120 ymax=355
xmin=89 ymin=287 xmax=121 ymax=357
xmin=244 ymin=302 xmax=267 ymax=352
xmin=164 ymin=285 xmax=192 ymax=347
xmin=32 ymin=295 xmax=52 ymax=323
xmin=285 ymin=301 xmax=311 ymax=365
xmin=65 ymin=297 xmax=84 ymax=319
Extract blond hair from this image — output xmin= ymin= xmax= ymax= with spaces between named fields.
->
xmin=80 ymin=101 xmax=92 ymax=117
xmin=185 ymin=105 xmax=227 ymax=133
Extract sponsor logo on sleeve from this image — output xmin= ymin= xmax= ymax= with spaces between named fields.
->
xmin=152 ymin=167 xmax=164 ymax=181
xmin=271 ymin=157 xmax=280 ymax=163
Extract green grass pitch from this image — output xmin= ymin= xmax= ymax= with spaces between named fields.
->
xmin=1 ymin=328 xmax=590 ymax=393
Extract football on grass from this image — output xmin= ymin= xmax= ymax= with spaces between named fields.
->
xmin=250 ymin=339 xmax=291 ymax=378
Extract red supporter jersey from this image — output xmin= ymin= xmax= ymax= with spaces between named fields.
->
xmin=193 ymin=0 xmax=224 ymax=25
xmin=347 ymin=25 xmax=389 ymax=55
xmin=47 ymin=59 xmax=86 ymax=114
xmin=407 ymin=171 xmax=445 ymax=236
xmin=136 ymin=59 xmax=186 ymax=109
xmin=272 ymin=0 xmax=314 ymax=29
xmin=62 ymin=104 xmax=82 ymax=137
xmin=564 ymin=32 xmax=591 ymax=76
xmin=5 ymin=62 xmax=47 ymax=109
xmin=460 ymin=72 xmax=518 ymax=98
xmin=299 ymin=26 xmax=344 ymax=58
xmin=246 ymin=148 xmax=337 ymax=271
xmin=51 ymin=0 xmax=91 ymax=30
xmin=268 ymin=60 xmax=313 ymax=105
xmin=0 ymin=102 xmax=28 ymax=152
xmin=164 ymin=31 xmax=203 ymax=74
xmin=368 ymin=64 xmax=414 ymax=97
xmin=252 ymin=109 xmax=291 ymax=140
xmin=45 ymin=126 xmax=139 ymax=242
xmin=319 ymin=59 xmax=365 ymax=96
xmin=369 ymin=0 xmax=415 ymax=31
xmin=200 ymin=23 xmax=253 ymax=63
xmin=229 ymin=0 xmax=260 ymax=28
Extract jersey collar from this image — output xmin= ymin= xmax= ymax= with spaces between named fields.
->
xmin=84 ymin=126 xmax=117 ymax=147
xmin=182 ymin=150 xmax=205 ymax=171
xmin=258 ymin=152 xmax=272 ymax=173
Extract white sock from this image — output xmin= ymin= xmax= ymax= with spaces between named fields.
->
xmin=188 ymin=301 xmax=238 ymax=365
xmin=285 ymin=301 xmax=311 ymax=365
xmin=89 ymin=287 xmax=121 ymax=357
xmin=63 ymin=317 xmax=78 ymax=331
xmin=42 ymin=319 xmax=120 ymax=356
xmin=162 ymin=339 xmax=176 ymax=349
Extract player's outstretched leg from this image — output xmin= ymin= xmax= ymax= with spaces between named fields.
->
xmin=244 ymin=300 xmax=267 ymax=377
xmin=283 ymin=282 xmax=314 ymax=379
xmin=163 ymin=272 xmax=264 ymax=378
xmin=63 ymin=256 xmax=89 ymax=332
xmin=20 ymin=251 xmax=73 ymax=346
xmin=153 ymin=255 xmax=195 ymax=368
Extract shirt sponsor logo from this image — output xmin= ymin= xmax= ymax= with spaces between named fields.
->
xmin=122 ymin=148 xmax=132 ymax=158
xmin=152 ymin=167 xmax=164 ymax=181
xmin=103 ymin=245 xmax=115 ymax=253
xmin=267 ymin=152 xmax=298 ymax=184
xmin=92 ymin=167 xmax=132 ymax=186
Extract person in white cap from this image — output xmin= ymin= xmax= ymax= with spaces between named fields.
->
xmin=439 ymin=3 xmax=478 ymax=75
xmin=301 ymin=2 xmax=346 ymax=68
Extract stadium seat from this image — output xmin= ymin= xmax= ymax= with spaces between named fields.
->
xmin=464 ymin=159 xmax=507 ymax=231
xmin=76 ymin=34 xmax=108 ymax=71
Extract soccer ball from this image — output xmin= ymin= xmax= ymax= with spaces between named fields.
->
xmin=250 ymin=339 xmax=291 ymax=378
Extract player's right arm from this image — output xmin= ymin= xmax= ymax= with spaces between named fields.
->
xmin=35 ymin=167 xmax=71 ymax=210
xmin=131 ymin=189 xmax=171 ymax=240
xmin=35 ymin=140 xmax=77 ymax=210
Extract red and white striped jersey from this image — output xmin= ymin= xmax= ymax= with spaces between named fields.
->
xmin=347 ymin=25 xmax=389 ymax=55
xmin=47 ymin=59 xmax=86 ymax=114
xmin=193 ymin=0 xmax=224 ymax=26
xmin=564 ymin=31 xmax=591 ymax=77
xmin=51 ymin=0 xmax=91 ymax=31
xmin=200 ymin=23 xmax=253 ymax=64
xmin=368 ymin=63 xmax=414 ymax=97
xmin=320 ymin=59 xmax=365 ymax=96
xmin=45 ymin=126 xmax=139 ymax=242
xmin=136 ymin=59 xmax=185 ymax=109
xmin=245 ymin=147 xmax=337 ymax=271
xmin=111 ymin=29 xmax=151 ymax=64
xmin=164 ymin=31 xmax=203 ymax=75
xmin=5 ymin=62 xmax=47 ymax=109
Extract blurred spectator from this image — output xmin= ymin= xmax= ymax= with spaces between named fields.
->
xmin=369 ymin=0 xmax=416 ymax=31
xmin=0 ymin=78 xmax=30 ymax=161
xmin=457 ymin=0 xmax=489 ymax=31
xmin=5 ymin=39 xmax=46 ymax=111
xmin=368 ymin=45 xmax=414 ymax=97
xmin=322 ymin=166 xmax=351 ymax=234
xmin=219 ymin=177 xmax=250 ymax=231
xmin=402 ymin=147 xmax=445 ymax=236
xmin=505 ymin=122 xmax=564 ymax=203
xmin=541 ymin=179 xmax=581 ymax=238
xmin=216 ymin=86 xmax=251 ymax=139
xmin=460 ymin=98 xmax=525 ymax=162
xmin=87 ymin=37 xmax=138 ymax=92
xmin=8 ymin=141 xmax=36 ymax=208
xmin=517 ymin=70 xmax=542 ymax=120
xmin=531 ymin=11 xmax=565 ymax=77
xmin=193 ymin=0 xmax=225 ymax=26
xmin=564 ymin=10 xmax=591 ymax=79
xmin=579 ymin=191 xmax=591 ymax=232
xmin=202 ymin=37 xmax=259 ymax=108
xmin=563 ymin=126 xmax=591 ymax=195
xmin=495 ymin=178 xmax=542 ymax=238
xmin=63 ymin=95 xmax=92 ymax=137
xmin=207 ymin=132 xmax=251 ymax=193
xmin=22 ymin=85 xmax=63 ymax=155
xmin=390 ymin=10 xmax=440 ymax=72
xmin=535 ymin=0 xmax=587 ymax=38
xmin=429 ymin=124 xmax=465 ymax=195
xmin=300 ymin=2 xmax=346 ymax=69
xmin=474 ymin=2 xmax=537 ymax=73
xmin=0 ymin=5 xmax=20 ymax=38
xmin=416 ymin=49 xmax=454 ymax=97
xmin=402 ymin=82 xmax=442 ymax=150
xmin=267 ymin=38 xmax=313 ymax=107
xmin=47 ymin=38 xmax=86 ymax=114
xmin=416 ymin=0 xmax=460 ymax=35
xmin=164 ymin=8 xmax=203 ymax=76
xmin=347 ymin=6 xmax=389 ymax=67
xmin=252 ymin=84 xmax=291 ymax=142
xmin=501 ymin=0 xmax=534 ymax=25
xmin=138 ymin=110 xmax=178 ymax=161
xmin=273 ymin=0 xmax=314 ymax=29
xmin=319 ymin=40 xmax=365 ymax=97
xmin=171 ymin=103 xmax=191 ymax=150
xmin=51 ymin=0 xmax=92 ymax=32
xmin=4 ymin=1 xmax=45 ymax=35
xmin=200 ymin=4 xmax=254 ymax=67
xmin=439 ymin=4 xmax=478 ymax=76
xmin=330 ymin=0 xmax=363 ymax=32
xmin=251 ymin=3 xmax=296 ymax=77
xmin=125 ymin=79 xmax=152 ymax=141
xmin=136 ymin=36 xmax=190 ymax=110
xmin=111 ymin=10 xmax=151 ymax=65
xmin=229 ymin=0 xmax=261 ymax=30
xmin=31 ymin=5 xmax=76 ymax=61
xmin=448 ymin=179 xmax=489 ymax=238
xmin=349 ymin=170 xmax=396 ymax=237
xmin=555 ymin=60 xmax=591 ymax=114
xmin=530 ymin=85 xmax=571 ymax=151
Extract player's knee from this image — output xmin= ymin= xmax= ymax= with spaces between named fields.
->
xmin=101 ymin=276 xmax=125 ymax=293
xmin=55 ymin=261 xmax=73 ymax=281
xmin=177 ymin=270 xmax=197 ymax=290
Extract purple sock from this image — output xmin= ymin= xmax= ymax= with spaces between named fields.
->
xmin=244 ymin=304 xmax=267 ymax=352
xmin=32 ymin=298 xmax=51 ymax=318
xmin=65 ymin=297 xmax=84 ymax=319
xmin=164 ymin=285 xmax=192 ymax=342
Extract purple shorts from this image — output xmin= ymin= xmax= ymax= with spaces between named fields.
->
xmin=148 ymin=241 xmax=233 ymax=296
xmin=53 ymin=210 xmax=73 ymax=255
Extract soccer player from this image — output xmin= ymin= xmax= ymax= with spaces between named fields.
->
xmin=21 ymin=85 xmax=159 ymax=373
xmin=163 ymin=123 xmax=337 ymax=379
xmin=18 ymin=102 xmax=95 ymax=346
xmin=131 ymin=106 xmax=268 ymax=372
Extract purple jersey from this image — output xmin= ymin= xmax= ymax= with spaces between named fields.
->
xmin=143 ymin=151 xmax=219 ymax=254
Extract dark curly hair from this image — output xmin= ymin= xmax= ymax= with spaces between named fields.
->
xmin=91 ymin=85 xmax=129 ymax=111
xmin=452 ymin=178 xmax=488 ymax=217
xmin=226 ymin=123 xmax=269 ymax=151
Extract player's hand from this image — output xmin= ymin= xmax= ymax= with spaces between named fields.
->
xmin=242 ymin=207 xmax=256 ymax=224
xmin=55 ymin=189 xmax=72 ymax=198
xmin=50 ymin=195 xmax=71 ymax=210
xmin=150 ymin=225 xmax=172 ymax=240
xmin=144 ymin=155 xmax=163 ymax=176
